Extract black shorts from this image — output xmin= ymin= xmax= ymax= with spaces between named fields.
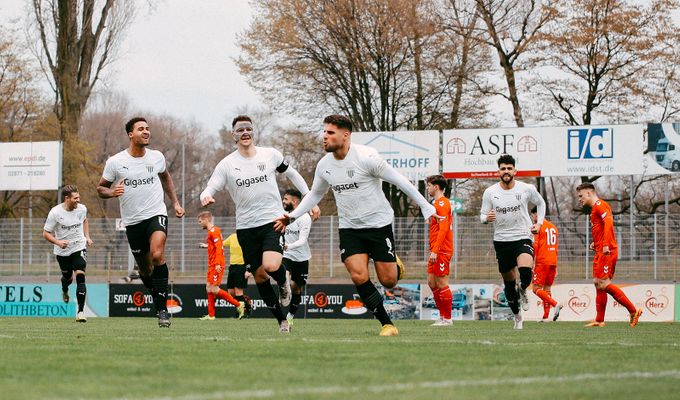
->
xmin=56 ymin=249 xmax=87 ymax=272
xmin=282 ymin=258 xmax=309 ymax=286
xmin=226 ymin=264 xmax=248 ymax=289
xmin=125 ymin=215 xmax=168 ymax=256
xmin=338 ymin=224 xmax=397 ymax=263
xmin=237 ymin=222 xmax=283 ymax=272
xmin=493 ymin=239 xmax=534 ymax=273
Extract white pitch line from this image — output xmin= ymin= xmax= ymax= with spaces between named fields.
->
xmin=123 ymin=369 xmax=680 ymax=400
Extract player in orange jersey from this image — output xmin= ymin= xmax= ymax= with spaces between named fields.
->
xmin=197 ymin=211 xmax=244 ymax=320
xmin=530 ymin=207 xmax=563 ymax=322
xmin=426 ymin=175 xmax=454 ymax=326
xmin=576 ymin=182 xmax=642 ymax=327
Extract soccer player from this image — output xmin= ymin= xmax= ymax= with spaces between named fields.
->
xmin=222 ymin=232 xmax=252 ymax=317
xmin=197 ymin=211 xmax=245 ymax=320
xmin=43 ymin=185 xmax=93 ymax=323
xmin=200 ymin=115 xmax=319 ymax=333
xmin=530 ymin=206 xmax=563 ymax=322
xmin=576 ymin=182 xmax=642 ymax=327
xmin=97 ymin=117 xmax=185 ymax=328
xmin=480 ymin=154 xmax=545 ymax=330
xmin=274 ymin=115 xmax=438 ymax=337
xmin=425 ymin=175 xmax=453 ymax=326
xmin=281 ymin=189 xmax=313 ymax=327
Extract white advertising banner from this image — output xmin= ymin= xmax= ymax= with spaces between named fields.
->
xmin=524 ymin=283 xmax=674 ymax=322
xmin=442 ymin=128 xmax=542 ymax=178
xmin=0 ymin=141 xmax=62 ymax=190
xmin=353 ymin=131 xmax=439 ymax=181
xmin=540 ymin=124 xmax=645 ymax=177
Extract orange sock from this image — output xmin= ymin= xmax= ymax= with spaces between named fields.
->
xmin=431 ymin=287 xmax=442 ymax=313
xmin=605 ymin=284 xmax=636 ymax=314
xmin=595 ymin=289 xmax=607 ymax=322
xmin=534 ymin=289 xmax=557 ymax=308
xmin=207 ymin=293 xmax=216 ymax=317
xmin=543 ymin=290 xmax=553 ymax=319
xmin=216 ymin=289 xmax=240 ymax=307
xmin=439 ymin=286 xmax=452 ymax=320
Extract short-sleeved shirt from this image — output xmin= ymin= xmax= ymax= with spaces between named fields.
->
xmin=283 ymin=212 xmax=312 ymax=262
xmin=480 ymin=181 xmax=543 ymax=242
xmin=533 ymin=219 xmax=558 ymax=265
xmin=429 ymin=197 xmax=453 ymax=254
xmin=205 ymin=226 xmax=225 ymax=268
xmin=310 ymin=144 xmax=393 ymax=229
xmin=204 ymin=147 xmax=286 ymax=229
xmin=101 ymin=149 xmax=167 ymax=226
xmin=590 ymin=199 xmax=618 ymax=252
xmin=222 ymin=233 xmax=245 ymax=265
xmin=44 ymin=203 xmax=87 ymax=256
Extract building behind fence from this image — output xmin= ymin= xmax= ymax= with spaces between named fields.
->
xmin=1 ymin=215 xmax=678 ymax=282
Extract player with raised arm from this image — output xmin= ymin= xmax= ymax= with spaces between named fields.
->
xmin=480 ymin=154 xmax=545 ymax=330
xmin=197 ymin=211 xmax=245 ymax=320
xmin=274 ymin=115 xmax=438 ymax=336
xmin=97 ymin=117 xmax=185 ymax=328
xmin=577 ymin=182 xmax=642 ymax=327
xmin=43 ymin=185 xmax=93 ymax=322
xmin=281 ymin=189 xmax=313 ymax=327
xmin=530 ymin=207 xmax=563 ymax=322
xmin=425 ymin=175 xmax=454 ymax=326
xmin=200 ymin=115 xmax=319 ymax=333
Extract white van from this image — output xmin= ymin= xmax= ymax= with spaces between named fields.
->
xmin=656 ymin=137 xmax=680 ymax=171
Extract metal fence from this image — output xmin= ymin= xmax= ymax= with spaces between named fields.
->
xmin=1 ymin=215 xmax=678 ymax=282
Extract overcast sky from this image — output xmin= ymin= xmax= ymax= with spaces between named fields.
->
xmin=0 ymin=0 xmax=261 ymax=134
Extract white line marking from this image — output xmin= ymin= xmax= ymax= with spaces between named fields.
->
xmin=126 ymin=370 xmax=680 ymax=400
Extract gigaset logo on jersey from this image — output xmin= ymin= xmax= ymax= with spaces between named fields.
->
xmin=236 ymin=174 xmax=269 ymax=188
xmin=123 ymin=176 xmax=155 ymax=188
xmin=495 ymin=204 xmax=521 ymax=214
xmin=567 ymin=128 xmax=613 ymax=160
xmin=331 ymin=182 xmax=359 ymax=194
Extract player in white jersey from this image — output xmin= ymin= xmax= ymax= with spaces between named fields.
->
xmin=97 ymin=117 xmax=185 ymax=328
xmin=43 ymin=185 xmax=93 ymax=322
xmin=280 ymin=189 xmax=313 ymax=327
xmin=274 ymin=115 xmax=438 ymax=337
xmin=200 ymin=115 xmax=319 ymax=333
xmin=480 ymin=154 xmax=545 ymax=330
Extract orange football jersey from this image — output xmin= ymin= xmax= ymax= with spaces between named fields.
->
xmin=533 ymin=219 xmax=558 ymax=265
xmin=429 ymin=197 xmax=453 ymax=254
xmin=590 ymin=199 xmax=617 ymax=252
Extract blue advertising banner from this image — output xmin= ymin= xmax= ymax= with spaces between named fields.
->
xmin=0 ymin=283 xmax=108 ymax=318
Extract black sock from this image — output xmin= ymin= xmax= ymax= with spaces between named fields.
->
xmin=151 ymin=264 xmax=169 ymax=312
xmin=235 ymin=295 xmax=245 ymax=302
xmin=356 ymin=281 xmax=392 ymax=325
xmin=140 ymin=274 xmax=152 ymax=290
xmin=289 ymin=293 xmax=302 ymax=316
xmin=504 ymin=280 xmax=520 ymax=314
xmin=268 ymin=265 xmax=287 ymax=286
xmin=75 ymin=274 xmax=86 ymax=313
xmin=519 ymin=267 xmax=532 ymax=291
xmin=256 ymin=281 xmax=285 ymax=322
xmin=60 ymin=272 xmax=72 ymax=292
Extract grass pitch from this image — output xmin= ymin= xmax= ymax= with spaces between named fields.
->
xmin=1 ymin=317 xmax=679 ymax=400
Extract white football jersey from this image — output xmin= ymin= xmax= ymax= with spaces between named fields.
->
xmin=204 ymin=146 xmax=286 ymax=229
xmin=313 ymin=144 xmax=393 ymax=229
xmin=44 ymin=203 xmax=87 ymax=256
xmin=283 ymin=212 xmax=312 ymax=262
xmin=480 ymin=180 xmax=543 ymax=242
xmin=102 ymin=149 xmax=168 ymax=226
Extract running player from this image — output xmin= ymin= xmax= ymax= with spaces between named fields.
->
xmin=223 ymin=232 xmax=252 ymax=317
xmin=197 ymin=211 xmax=244 ymax=320
xmin=425 ymin=175 xmax=453 ymax=326
xmin=530 ymin=206 xmax=563 ymax=322
xmin=281 ymin=189 xmax=312 ymax=327
xmin=480 ymin=154 xmax=545 ymax=330
xmin=200 ymin=115 xmax=319 ymax=333
xmin=97 ymin=117 xmax=185 ymax=328
xmin=576 ymin=182 xmax=642 ymax=327
xmin=43 ymin=185 xmax=93 ymax=323
xmin=274 ymin=115 xmax=438 ymax=336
